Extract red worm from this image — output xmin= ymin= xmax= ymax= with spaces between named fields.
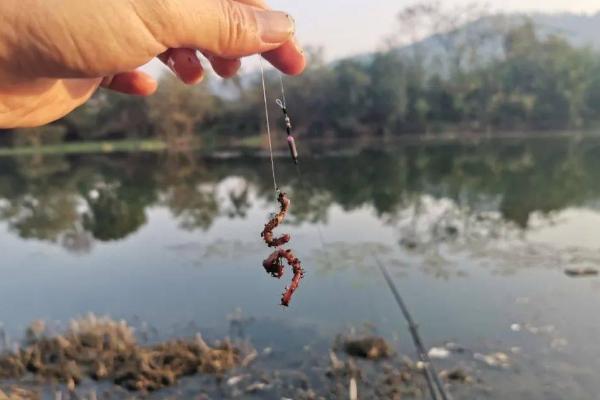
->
xmin=260 ymin=192 xmax=304 ymax=307
xmin=263 ymin=249 xmax=304 ymax=307
xmin=261 ymin=192 xmax=291 ymax=247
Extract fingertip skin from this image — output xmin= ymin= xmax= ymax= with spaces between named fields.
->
xmin=262 ymin=40 xmax=306 ymax=76
xmin=213 ymin=58 xmax=242 ymax=78
xmin=109 ymin=71 xmax=157 ymax=96
xmin=167 ymin=48 xmax=204 ymax=84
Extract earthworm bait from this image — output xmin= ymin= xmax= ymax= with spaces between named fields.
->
xmin=261 ymin=192 xmax=291 ymax=248
xmin=261 ymin=192 xmax=304 ymax=306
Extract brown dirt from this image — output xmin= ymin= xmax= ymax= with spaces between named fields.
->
xmin=0 ymin=315 xmax=241 ymax=393
xmin=343 ymin=336 xmax=393 ymax=360
xmin=0 ymin=387 xmax=39 ymax=400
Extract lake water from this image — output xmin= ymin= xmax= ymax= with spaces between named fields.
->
xmin=1 ymin=136 xmax=600 ymax=399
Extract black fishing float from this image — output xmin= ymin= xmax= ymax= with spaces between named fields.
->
xmin=275 ymin=73 xmax=299 ymax=165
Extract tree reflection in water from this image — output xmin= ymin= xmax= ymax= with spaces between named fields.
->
xmin=0 ymin=137 xmax=599 ymax=257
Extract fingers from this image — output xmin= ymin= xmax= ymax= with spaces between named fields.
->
xmin=139 ymin=0 xmax=295 ymax=59
xmin=262 ymin=39 xmax=306 ymax=76
xmin=144 ymin=0 xmax=303 ymax=81
xmin=1 ymin=0 xmax=300 ymax=84
xmin=158 ymin=49 xmax=205 ymax=84
xmin=159 ymin=49 xmax=241 ymax=80
xmin=149 ymin=0 xmax=303 ymax=84
xmin=101 ymin=71 xmax=157 ymax=96
xmin=232 ymin=0 xmax=306 ymax=75
xmin=203 ymin=52 xmax=242 ymax=78
xmin=234 ymin=0 xmax=268 ymax=8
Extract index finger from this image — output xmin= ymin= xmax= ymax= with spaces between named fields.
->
xmin=235 ymin=0 xmax=305 ymax=75
xmin=235 ymin=0 xmax=269 ymax=9
xmin=262 ymin=39 xmax=305 ymax=76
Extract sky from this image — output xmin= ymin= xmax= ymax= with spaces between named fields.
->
xmin=143 ymin=0 xmax=600 ymax=77
xmin=275 ymin=0 xmax=600 ymax=61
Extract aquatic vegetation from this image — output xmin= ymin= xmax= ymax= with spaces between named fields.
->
xmin=0 ymin=315 xmax=241 ymax=393
xmin=0 ymin=387 xmax=38 ymax=400
xmin=0 ymin=316 xmax=487 ymax=399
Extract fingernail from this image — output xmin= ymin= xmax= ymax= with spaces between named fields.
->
xmin=255 ymin=10 xmax=295 ymax=44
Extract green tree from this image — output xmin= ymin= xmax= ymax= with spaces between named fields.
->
xmin=148 ymin=74 xmax=219 ymax=146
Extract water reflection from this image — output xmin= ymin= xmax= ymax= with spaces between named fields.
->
xmin=1 ymin=138 xmax=600 ymax=398
xmin=0 ymin=137 xmax=598 ymax=253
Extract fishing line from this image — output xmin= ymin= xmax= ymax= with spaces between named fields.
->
xmin=278 ymin=73 xmax=287 ymax=108
xmin=259 ymin=57 xmax=279 ymax=196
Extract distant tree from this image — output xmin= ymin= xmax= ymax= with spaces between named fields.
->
xmin=274 ymin=47 xmax=336 ymax=138
xmin=94 ymin=92 xmax=153 ymax=139
xmin=364 ymin=52 xmax=408 ymax=136
xmin=148 ymin=74 xmax=219 ymax=146
xmin=326 ymin=59 xmax=371 ymax=136
xmin=12 ymin=125 xmax=68 ymax=147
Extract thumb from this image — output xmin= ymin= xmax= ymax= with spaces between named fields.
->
xmin=137 ymin=0 xmax=295 ymax=59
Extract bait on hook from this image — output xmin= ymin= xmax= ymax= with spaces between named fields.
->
xmin=260 ymin=192 xmax=305 ymax=307
xmin=261 ymin=191 xmax=291 ymax=248
xmin=258 ymin=60 xmax=304 ymax=306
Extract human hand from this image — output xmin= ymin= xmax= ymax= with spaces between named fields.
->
xmin=0 ymin=0 xmax=305 ymax=128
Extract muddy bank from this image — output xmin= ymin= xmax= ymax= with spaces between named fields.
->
xmin=0 ymin=319 xmax=482 ymax=399
xmin=0 ymin=315 xmax=240 ymax=393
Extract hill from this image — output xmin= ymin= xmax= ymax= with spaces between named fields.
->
xmin=531 ymin=12 xmax=600 ymax=48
